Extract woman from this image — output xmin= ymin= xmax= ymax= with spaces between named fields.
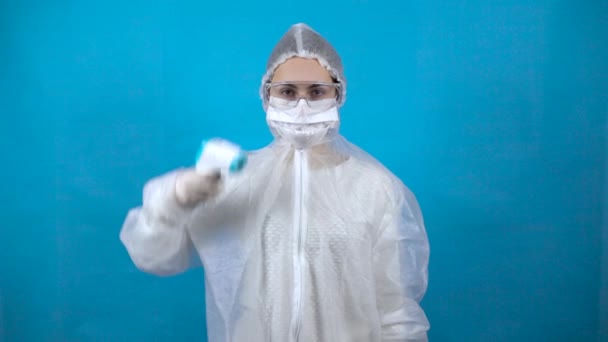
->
xmin=120 ymin=23 xmax=430 ymax=342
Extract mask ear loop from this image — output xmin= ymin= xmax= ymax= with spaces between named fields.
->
xmin=264 ymin=82 xmax=272 ymax=104
xmin=330 ymin=77 xmax=342 ymax=104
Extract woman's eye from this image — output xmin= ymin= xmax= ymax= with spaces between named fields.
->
xmin=280 ymin=88 xmax=296 ymax=97
xmin=309 ymin=88 xmax=326 ymax=99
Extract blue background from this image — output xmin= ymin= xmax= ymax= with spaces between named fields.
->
xmin=1 ymin=1 xmax=607 ymax=341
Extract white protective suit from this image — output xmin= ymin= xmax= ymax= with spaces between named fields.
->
xmin=120 ymin=23 xmax=430 ymax=342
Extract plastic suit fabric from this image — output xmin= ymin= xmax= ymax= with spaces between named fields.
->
xmin=120 ymin=23 xmax=430 ymax=342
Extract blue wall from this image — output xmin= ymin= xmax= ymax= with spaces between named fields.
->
xmin=1 ymin=1 xmax=606 ymax=341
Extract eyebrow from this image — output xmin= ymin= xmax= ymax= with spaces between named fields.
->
xmin=276 ymin=83 xmax=328 ymax=88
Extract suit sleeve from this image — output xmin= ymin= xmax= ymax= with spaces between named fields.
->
xmin=373 ymin=186 xmax=430 ymax=341
xmin=120 ymin=169 xmax=199 ymax=276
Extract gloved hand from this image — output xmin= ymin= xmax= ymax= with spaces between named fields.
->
xmin=175 ymin=168 xmax=222 ymax=207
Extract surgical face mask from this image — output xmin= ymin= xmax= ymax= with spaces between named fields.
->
xmin=266 ymin=97 xmax=339 ymax=149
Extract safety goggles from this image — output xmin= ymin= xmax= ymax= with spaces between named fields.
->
xmin=265 ymin=81 xmax=341 ymax=111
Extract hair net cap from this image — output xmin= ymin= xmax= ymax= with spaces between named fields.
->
xmin=260 ymin=23 xmax=347 ymax=109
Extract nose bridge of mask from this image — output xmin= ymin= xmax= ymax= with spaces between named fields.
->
xmin=292 ymin=98 xmax=309 ymax=116
xmin=271 ymin=97 xmax=317 ymax=113
xmin=266 ymin=97 xmax=339 ymax=124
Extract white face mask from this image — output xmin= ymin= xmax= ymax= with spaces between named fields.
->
xmin=266 ymin=97 xmax=340 ymax=149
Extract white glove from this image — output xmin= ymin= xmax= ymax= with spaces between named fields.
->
xmin=174 ymin=168 xmax=222 ymax=207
